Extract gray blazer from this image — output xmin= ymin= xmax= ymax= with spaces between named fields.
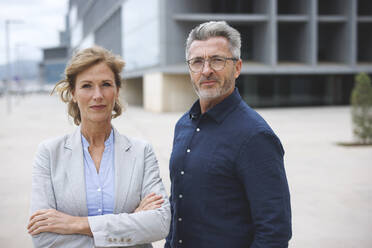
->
xmin=30 ymin=127 xmax=171 ymax=248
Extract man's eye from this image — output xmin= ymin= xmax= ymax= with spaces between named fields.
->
xmin=192 ymin=59 xmax=204 ymax=65
xmin=212 ymin=58 xmax=224 ymax=63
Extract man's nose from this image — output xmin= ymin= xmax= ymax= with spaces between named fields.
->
xmin=201 ymin=60 xmax=213 ymax=76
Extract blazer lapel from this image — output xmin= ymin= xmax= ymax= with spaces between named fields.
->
xmin=113 ymin=127 xmax=136 ymax=214
xmin=64 ymin=127 xmax=88 ymax=216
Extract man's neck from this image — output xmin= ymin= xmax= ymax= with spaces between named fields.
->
xmin=199 ymin=90 xmax=234 ymax=114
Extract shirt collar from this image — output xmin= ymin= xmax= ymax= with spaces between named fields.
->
xmin=188 ymin=87 xmax=242 ymax=123
xmin=81 ymin=128 xmax=114 ymax=149
xmin=189 ymin=99 xmax=202 ymax=120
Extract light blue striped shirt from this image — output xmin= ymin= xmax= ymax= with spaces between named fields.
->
xmin=81 ymin=129 xmax=115 ymax=216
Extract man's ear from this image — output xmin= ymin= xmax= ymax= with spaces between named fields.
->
xmin=234 ymin=59 xmax=242 ymax=79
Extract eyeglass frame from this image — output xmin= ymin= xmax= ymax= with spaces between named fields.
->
xmin=186 ymin=56 xmax=238 ymax=73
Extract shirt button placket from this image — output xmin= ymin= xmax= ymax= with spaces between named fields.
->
xmin=97 ymin=185 xmax=103 ymax=214
xmin=180 ymin=131 xmax=193 ymax=246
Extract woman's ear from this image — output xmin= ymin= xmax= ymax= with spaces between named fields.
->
xmin=72 ymin=91 xmax=76 ymax=103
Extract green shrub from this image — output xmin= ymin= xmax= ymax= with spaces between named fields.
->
xmin=350 ymin=72 xmax=372 ymax=144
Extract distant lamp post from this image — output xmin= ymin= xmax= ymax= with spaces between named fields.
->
xmin=4 ymin=19 xmax=23 ymax=114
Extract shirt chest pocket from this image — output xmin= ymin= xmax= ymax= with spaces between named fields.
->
xmin=202 ymin=151 xmax=237 ymax=193
xmin=201 ymin=154 xmax=237 ymax=217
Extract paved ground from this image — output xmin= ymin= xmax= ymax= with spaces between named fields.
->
xmin=0 ymin=93 xmax=371 ymax=247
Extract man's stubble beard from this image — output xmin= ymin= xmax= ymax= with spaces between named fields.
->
xmin=191 ymin=71 xmax=235 ymax=101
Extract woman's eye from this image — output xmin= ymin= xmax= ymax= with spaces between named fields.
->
xmin=103 ymin=82 xmax=112 ymax=87
xmin=81 ymin=84 xmax=91 ymax=88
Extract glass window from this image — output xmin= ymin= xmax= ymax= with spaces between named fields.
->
xmin=122 ymin=0 xmax=160 ymax=71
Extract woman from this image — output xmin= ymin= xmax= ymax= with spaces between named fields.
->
xmin=27 ymin=46 xmax=170 ymax=247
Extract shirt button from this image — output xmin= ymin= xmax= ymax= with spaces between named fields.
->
xmin=180 ymin=171 xmax=184 ymax=175
xmin=179 ymin=194 xmax=183 ymax=199
xmin=98 ymin=208 xmax=102 ymax=212
xmin=186 ymin=149 xmax=191 ymax=153
xmin=97 ymin=187 xmax=101 ymax=192
xmin=196 ymin=128 xmax=200 ymax=132
xmin=179 ymin=240 xmax=183 ymax=244
xmin=178 ymin=217 xmax=182 ymax=221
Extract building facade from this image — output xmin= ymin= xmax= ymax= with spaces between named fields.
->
xmin=66 ymin=0 xmax=372 ymax=111
xmin=40 ymin=16 xmax=70 ymax=84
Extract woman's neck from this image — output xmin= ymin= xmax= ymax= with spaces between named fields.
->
xmin=80 ymin=121 xmax=111 ymax=147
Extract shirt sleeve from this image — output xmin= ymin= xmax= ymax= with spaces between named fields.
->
xmin=88 ymin=142 xmax=171 ymax=247
xmin=30 ymin=142 xmax=92 ymax=247
xmin=235 ymin=130 xmax=292 ymax=248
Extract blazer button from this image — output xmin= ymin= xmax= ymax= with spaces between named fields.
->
xmin=126 ymin=238 xmax=132 ymax=242
xmin=120 ymin=237 xmax=125 ymax=242
xmin=108 ymin=238 xmax=113 ymax=242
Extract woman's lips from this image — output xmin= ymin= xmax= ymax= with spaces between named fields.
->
xmin=90 ymin=105 xmax=106 ymax=110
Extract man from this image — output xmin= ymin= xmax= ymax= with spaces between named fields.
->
xmin=165 ymin=21 xmax=291 ymax=248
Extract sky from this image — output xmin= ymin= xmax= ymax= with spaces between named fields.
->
xmin=0 ymin=0 xmax=68 ymax=65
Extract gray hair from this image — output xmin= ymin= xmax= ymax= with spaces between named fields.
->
xmin=185 ymin=21 xmax=241 ymax=60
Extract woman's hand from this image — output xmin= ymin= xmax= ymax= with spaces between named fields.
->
xmin=27 ymin=209 xmax=92 ymax=236
xmin=134 ymin=192 xmax=164 ymax=213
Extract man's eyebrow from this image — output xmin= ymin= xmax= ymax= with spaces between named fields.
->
xmin=190 ymin=56 xmax=204 ymax=60
xmin=190 ymin=55 xmax=223 ymax=59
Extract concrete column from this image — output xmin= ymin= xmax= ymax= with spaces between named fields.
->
xmin=309 ymin=0 xmax=318 ymax=65
xmin=268 ymin=0 xmax=277 ymax=66
xmin=122 ymin=77 xmax=143 ymax=106
xmin=143 ymin=72 xmax=197 ymax=112
xmin=348 ymin=0 xmax=357 ymax=66
xmin=144 ymin=72 xmax=165 ymax=112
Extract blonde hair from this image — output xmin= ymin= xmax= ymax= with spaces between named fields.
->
xmin=52 ymin=46 xmax=125 ymax=125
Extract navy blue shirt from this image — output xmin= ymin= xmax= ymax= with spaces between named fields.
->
xmin=165 ymin=88 xmax=291 ymax=248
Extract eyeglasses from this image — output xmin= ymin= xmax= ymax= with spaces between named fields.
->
xmin=186 ymin=56 xmax=238 ymax=73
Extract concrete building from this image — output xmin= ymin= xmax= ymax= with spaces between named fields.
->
xmin=40 ymin=46 xmax=69 ymax=84
xmin=66 ymin=0 xmax=372 ymax=111
xmin=40 ymin=16 xmax=70 ymax=84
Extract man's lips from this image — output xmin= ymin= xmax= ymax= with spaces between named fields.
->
xmin=90 ymin=105 xmax=106 ymax=110
xmin=200 ymin=80 xmax=217 ymax=86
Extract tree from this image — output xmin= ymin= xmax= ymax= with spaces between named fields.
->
xmin=350 ymin=72 xmax=372 ymax=144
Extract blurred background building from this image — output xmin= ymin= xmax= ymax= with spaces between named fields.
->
xmin=42 ymin=0 xmax=372 ymax=112
xmin=39 ymin=22 xmax=70 ymax=85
